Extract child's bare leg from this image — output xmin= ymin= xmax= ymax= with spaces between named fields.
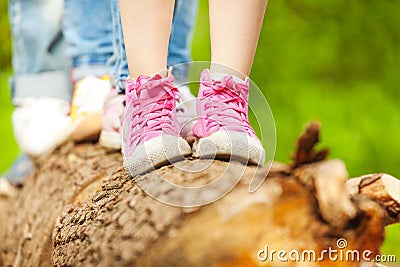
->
xmin=118 ymin=0 xmax=175 ymax=78
xmin=209 ymin=0 xmax=268 ymax=78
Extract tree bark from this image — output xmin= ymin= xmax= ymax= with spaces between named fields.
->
xmin=0 ymin=123 xmax=398 ymax=267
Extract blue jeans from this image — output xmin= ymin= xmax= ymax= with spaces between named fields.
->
xmin=9 ymin=0 xmax=71 ymax=103
xmin=110 ymin=0 xmax=199 ymax=92
xmin=63 ymin=0 xmax=115 ymax=82
xmin=169 ymin=0 xmax=199 ymax=85
xmin=9 ymin=0 xmax=198 ymax=101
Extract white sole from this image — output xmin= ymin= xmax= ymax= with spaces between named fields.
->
xmin=124 ymin=135 xmax=192 ymax=177
xmin=192 ymin=131 xmax=265 ymax=165
xmin=99 ymin=130 xmax=122 ymax=150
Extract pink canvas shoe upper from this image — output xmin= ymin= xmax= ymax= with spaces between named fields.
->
xmin=192 ymin=69 xmax=259 ymax=140
xmin=123 ymin=74 xmax=181 ymax=157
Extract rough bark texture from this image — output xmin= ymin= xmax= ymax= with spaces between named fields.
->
xmin=0 ymin=123 xmax=398 ymax=267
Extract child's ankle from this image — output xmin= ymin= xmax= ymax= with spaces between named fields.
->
xmin=209 ymin=64 xmax=247 ymax=81
xmin=209 ymin=72 xmax=246 ymax=84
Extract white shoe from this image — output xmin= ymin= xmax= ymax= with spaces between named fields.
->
xmin=12 ymin=97 xmax=72 ymax=157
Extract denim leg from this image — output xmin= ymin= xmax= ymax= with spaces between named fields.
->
xmin=110 ymin=0 xmax=128 ymax=93
xmin=63 ymin=0 xmax=114 ymax=82
xmin=8 ymin=0 xmax=71 ymax=103
xmin=168 ymin=0 xmax=199 ymax=85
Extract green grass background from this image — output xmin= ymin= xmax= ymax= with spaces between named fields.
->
xmin=0 ymin=0 xmax=399 ymax=262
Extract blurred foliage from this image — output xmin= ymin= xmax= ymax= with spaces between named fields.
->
xmin=0 ymin=0 xmax=11 ymax=69
xmin=0 ymin=0 xmax=399 ymax=260
xmin=0 ymin=1 xmax=17 ymax=171
xmin=192 ymin=0 xmax=400 ymax=177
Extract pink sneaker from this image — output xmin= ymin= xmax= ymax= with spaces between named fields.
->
xmin=99 ymin=89 xmax=125 ymax=150
xmin=192 ymin=69 xmax=265 ymax=165
xmin=123 ymin=74 xmax=192 ymax=177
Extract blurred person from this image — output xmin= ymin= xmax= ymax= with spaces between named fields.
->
xmin=2 ymin=0 xmax=115 ymax=192
xmin=9 ymin=0 xmax=71 ymax=158
xmin=2 ymin=0 xmax=70 ymax=195
xmin=8 ymin=0 xmax=115 ymax=157
xmin=1 ymin=0 xmax=199 ymax=191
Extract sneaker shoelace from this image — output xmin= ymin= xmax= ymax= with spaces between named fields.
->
xmin=200 ymin=76 xmax=256 ymax=136
xmin=127 ymin=76 xmax=180 ymax=149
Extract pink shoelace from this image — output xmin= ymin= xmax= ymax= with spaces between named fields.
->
xmin=197 ymin=75 xmax=256 ymax=137
xmin=126 ymin=75 xmax=180 ymax=149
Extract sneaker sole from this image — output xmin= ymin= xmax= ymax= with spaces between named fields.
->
xmin=124 ymin=135 xmax=192 ymax=177
xmin=192 ymin=131 xmax=265 ymax=165
xmin=99 ymin=130 xmax=122 ymax=150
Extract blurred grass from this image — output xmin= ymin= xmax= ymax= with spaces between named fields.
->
xmin=0 ymin=0 xmax=399 ymax=262
xmin=192 ymin=0 xmax=400 ymax=178
xmin=0 ymin=68 xmax=18 ymax=171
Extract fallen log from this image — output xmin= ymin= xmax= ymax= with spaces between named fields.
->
xmin=0 ymin=123 xmax=398 ymax=267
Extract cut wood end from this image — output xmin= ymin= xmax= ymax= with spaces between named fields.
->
xmin=347 ymin=173 xmax=400 ymax=225
xmin=345 ymin=177 xmax=363 ymax=195
xmin=381 ymin=174 xmax=400 ymax=204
